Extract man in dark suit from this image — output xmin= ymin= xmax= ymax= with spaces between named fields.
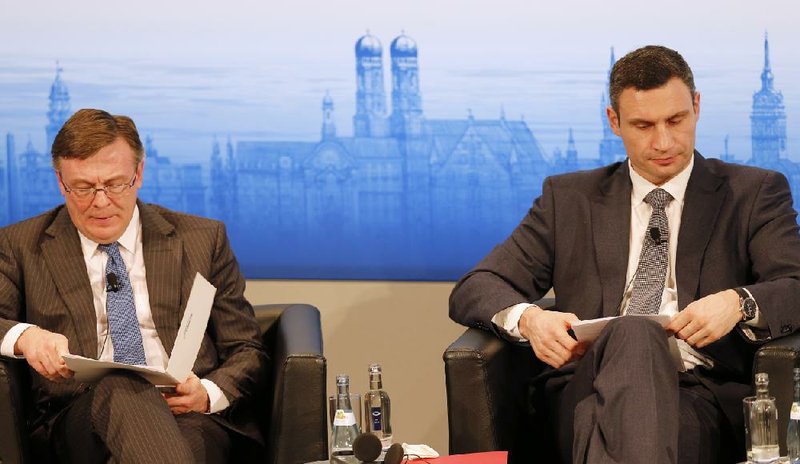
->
xmin=450 ymin=45 xmax=800 ymax=463
xmin=0 ymin=109 xmax=268 ymax=463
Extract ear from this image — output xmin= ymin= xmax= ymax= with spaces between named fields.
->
xmin=135 ymin=159 xmax=145 ymax=188
xmin=55 ymin=170 xmax=67 ymax=197
xmin=607 ymin=106 xmax=622 ymax=136
xmin=692 ymin=91 xmax=701 ymax=120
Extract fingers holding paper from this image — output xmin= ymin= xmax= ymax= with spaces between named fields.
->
xmin=519 ymin=306 xmax=583 ymax=369
xmin=164 ymin=372 xmax=210 ymax=414
xmin=666 ymin=290 xmax=741 ymax=349
xmin=15 ymin=326 xmax=73 ymax=382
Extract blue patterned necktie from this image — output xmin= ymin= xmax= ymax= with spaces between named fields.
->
xmin=626 ymin=188 xmax=674 ymax=315
xmin=99 ymin=242 xmax=146 ymax=365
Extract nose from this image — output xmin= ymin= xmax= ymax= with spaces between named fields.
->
xmin=652 ymin=124 xmax=674 ymax=152
xmin=90 ymin=189 xmax=111 ymax=207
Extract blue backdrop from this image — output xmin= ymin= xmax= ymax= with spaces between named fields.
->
xmin=1 ymin=2 xmax=798 ymax=280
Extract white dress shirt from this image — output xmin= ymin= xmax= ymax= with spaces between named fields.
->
xmin=1 ymin=206 xmax=229 ymax=413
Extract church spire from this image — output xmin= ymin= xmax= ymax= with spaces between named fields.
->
xmin=751 ymin=32 xmax=786 ymax=165
xmin=321 ymin=90 xmax=336 ymax=140
xmin=760 ymin=31 xmax=774 ymax=92
xmin=46 ymin=62 xmax=71 ymax=151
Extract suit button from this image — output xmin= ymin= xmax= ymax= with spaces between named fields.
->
xmin=781 ymin=324 xmax=793 ymax=334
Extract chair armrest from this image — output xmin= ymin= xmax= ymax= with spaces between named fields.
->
xmin=258 ymin=304 xmax=328 ymax=464
xmin=0 ymin=358 xmax=30 ymax=464
xmin=754 ymin=332 xmax=800 ymax=455
xmin=443 ymin=327 xmax=538 ymax=454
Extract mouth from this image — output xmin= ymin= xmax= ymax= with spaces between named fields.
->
xmin=651 ymin=156 xmax=675 ymax=166
xmin=90 ymin=215 xmax=116 ymax=224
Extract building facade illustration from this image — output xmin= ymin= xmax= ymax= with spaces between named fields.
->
xmin=1 ymin=34 xmax=796 ymax=279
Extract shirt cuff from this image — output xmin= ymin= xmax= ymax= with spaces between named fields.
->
xmin=1 ymin=323 xmax=35 ymax=358
xmin=491 ymin=303 xmax=537 ymax=341
xmin=200 ymin=378 xmax=230 ymax=414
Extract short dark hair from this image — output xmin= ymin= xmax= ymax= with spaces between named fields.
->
xmin=609 ymin=45 xmax=695 ymax=114
xmin=51 ymin=108 xmax=144 ymax=169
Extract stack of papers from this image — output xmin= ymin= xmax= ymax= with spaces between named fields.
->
xmin=570 ymin=314 xmax=685 ymax=371
xmin=63 ymin=272 xmax=216 ymax=385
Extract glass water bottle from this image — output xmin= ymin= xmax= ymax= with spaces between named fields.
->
xmin=787 ymin=368 xmax=800 ymax=463
xmin=330 ymin=374 xmax=360 ymax=463
xmin=750 ymin=372 xmax=780 ymax=463
xmin=363 ymin=363 xmax=393 ymax=448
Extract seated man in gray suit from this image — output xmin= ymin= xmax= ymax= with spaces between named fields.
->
xmin=0 ymin=108 xmax=268 ymax=463
xmin=450 ymin=45 xmax=800 ymax=463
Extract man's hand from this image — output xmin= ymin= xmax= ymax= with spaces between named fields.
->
xmin=666 ymin=289 xmax=741 ymax=348
xmin=519 ymin=306 xmax=583 ymax=368
xmin=15 ymin=326 xmax=73 ymax=382
xmin=164 ymin=372 xmax=210 ymax=415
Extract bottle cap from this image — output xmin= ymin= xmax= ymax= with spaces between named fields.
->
xmin=369 ymin=363 xmax=382 ymax=373
xmin=336 ymin=374 xmax=350 ymax=385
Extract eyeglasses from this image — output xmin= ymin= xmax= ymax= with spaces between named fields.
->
xmin=60 ymin=173 xmax=138 ymax=200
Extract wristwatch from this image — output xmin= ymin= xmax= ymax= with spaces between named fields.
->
xmin=733 ymin=287 xmax=758 ymax=322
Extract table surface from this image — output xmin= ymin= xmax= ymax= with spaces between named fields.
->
xmin=309 ymin=450 xmax=508 ymax=464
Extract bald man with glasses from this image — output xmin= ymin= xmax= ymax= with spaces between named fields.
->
xmin=0 ymin=108 xmax=267 ymax=463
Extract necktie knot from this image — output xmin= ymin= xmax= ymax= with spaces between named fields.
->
xmin=99 ymin=242 xmax=121 ymax=260
xmin=644 ymin=188 xmax=673 ymax=211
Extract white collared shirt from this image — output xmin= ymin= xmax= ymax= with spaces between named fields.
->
xmin=622 ymin=157 xmax=712 ymax=369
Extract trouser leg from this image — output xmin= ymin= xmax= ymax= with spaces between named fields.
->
xmin=175 ymin=412 xmax=232 ymax=464
xmin=546 ymin=317 xmax=679 ymax=464
xmin=52 ymin=372 xmax=194 ymax=464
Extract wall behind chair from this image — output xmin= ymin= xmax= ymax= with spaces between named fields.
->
xmin=245 ymin=279 xmax=463 ymax=454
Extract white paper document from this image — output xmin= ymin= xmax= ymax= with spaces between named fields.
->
xmin=570 ymin=314 xmax=685 ymax=371
xmin=63 ymin=272 xmax=216 ymax=385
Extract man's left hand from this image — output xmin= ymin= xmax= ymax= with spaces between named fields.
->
xmin=164 ymin=372 xmax=210 ymax=415
xmin=666 ymin=289 xmax=741 ymax=348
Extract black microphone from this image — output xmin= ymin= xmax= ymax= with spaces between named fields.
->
xmin=650 ymin=227 xmax=663 ymax=244
xmin=106 ymin=272 xmax=120 ymax=292
xmin=352 ymin=433 xmax=404 ymax=464
xmin=383 ymin=443 xmax=404 ymax=464
xmin=353 ymin=433 xmax=382 ymax=463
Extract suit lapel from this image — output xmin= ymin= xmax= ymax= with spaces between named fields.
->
xmin=676 ymin=153 xmax=727 ymax=310
xmin=41 ymin=208 xmax=97 ymax=358
xmin=592 ymin=163 xmax=633 ymax=317
xmin=139 ymin=202 xmax=183 ymax=355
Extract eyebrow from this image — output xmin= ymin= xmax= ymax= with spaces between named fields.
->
xmin=627 ymin=110 xmax=691 ymax=125
xmin=63 ymin=173 xmax=130 ymax=186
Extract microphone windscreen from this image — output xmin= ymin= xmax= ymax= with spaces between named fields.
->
xmin=383 ymin=443 xmax=404 ymax=464
xmin=353 ymin=433 xmax=382 ymax=463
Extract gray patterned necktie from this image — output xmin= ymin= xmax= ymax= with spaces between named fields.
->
xmin=626 ymin=188 xmax=674 ymax=315
xmin=99 ymin=242 xmax=146 ymax=365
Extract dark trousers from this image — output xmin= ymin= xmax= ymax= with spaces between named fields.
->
xmin=50 ymin=372 xmax=231 ymax=464
xmin=543 ymin=317 xmax=739 ymax=464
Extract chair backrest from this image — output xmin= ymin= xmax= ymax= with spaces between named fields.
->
xmin=0 ymin=358 xmax=32 ymax=464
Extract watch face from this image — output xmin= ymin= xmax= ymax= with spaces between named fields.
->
xmin=742 ymin=298 xmax=758 ymax=320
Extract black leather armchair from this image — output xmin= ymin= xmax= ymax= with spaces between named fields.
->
xmin=0 ymin=303 xmax=328 ymax=464
xmin=443 ymin=298 xmax=800 ymax=460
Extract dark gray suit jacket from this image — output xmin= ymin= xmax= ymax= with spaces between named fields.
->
xmin=450 ymin=153 xmax=800 ymax=424
xmin=0 ymin=201 xmax=267 ymax=442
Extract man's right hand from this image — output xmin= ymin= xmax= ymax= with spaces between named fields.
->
xmin=15 ymin=326 xmax=73 ymax=382
xmin=518 ymin=306 xmax=583 ymax=369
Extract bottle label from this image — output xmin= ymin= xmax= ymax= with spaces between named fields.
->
xmin=371 ymin=407 xmax=383 ymax=431
xmin=792 ymin=403 xmax=800 ymax=421
xmin=333 ymin=409 xmax=357 ymax=426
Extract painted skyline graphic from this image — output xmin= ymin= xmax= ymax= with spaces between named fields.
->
xmin=0 ymin=33 xmax=796 ymax=280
